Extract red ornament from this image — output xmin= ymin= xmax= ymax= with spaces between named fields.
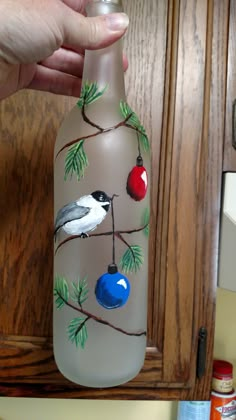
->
xmin=127 ymin=158 xmax=148 ymax=201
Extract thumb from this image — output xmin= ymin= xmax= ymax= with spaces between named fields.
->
xmin=62 ymin=10 xmax=129 ymax=50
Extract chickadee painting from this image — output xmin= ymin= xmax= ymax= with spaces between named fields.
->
xmin=54 ymin=190 xmax=111 ymax=240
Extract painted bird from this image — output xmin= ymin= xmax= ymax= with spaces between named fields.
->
xmin=54 ymin=190 xmax=111 ymax=240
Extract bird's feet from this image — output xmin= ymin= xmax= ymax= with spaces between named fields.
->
xmin=80 ymin=232 xmax=89 ymax=238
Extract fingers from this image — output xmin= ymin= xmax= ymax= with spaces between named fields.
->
xmin=60 ymin=0 xmax=90 ymax=14
xmin=28 ymin=65 xmax=81 ymax=97
xmin=42 ymin=45 xmax=128 ymax=73
xmin=40 ymin=48 xmax=84 ymax=78
xmin=61 ymin=9 xmax=129 ymax=50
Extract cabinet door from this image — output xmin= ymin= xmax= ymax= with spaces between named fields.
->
xmin=0 ymin=0 xmax=228 ymax=400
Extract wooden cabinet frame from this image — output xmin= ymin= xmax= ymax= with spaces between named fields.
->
xmin=0 ymin=0 xmax=229 ymax=399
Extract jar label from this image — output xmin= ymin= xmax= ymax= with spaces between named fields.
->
xmin=210 ymin=393 xmax=236 ymax=420
xmin=212 ymin=377 xmax=234 ymax=393
xmin=216 ymin=399 xmax=236 ymax=418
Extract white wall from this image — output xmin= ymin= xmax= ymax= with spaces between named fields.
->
xmin=0 ymin=399 xmax=177 ymax=420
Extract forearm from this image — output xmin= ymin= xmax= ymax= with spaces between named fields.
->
xmin=0 ymin=2 xmax=15 ymax=99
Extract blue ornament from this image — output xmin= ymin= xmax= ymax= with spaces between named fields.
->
xmin=95 ymin=270 xmax=131 ymax=310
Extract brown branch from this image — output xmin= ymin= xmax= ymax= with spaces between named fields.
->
xmin=75 ymin=316 xmax=91 ymax=336
xmin=59 ymin=293 xmax=146 ymax=337
xmin=55 ymin=131 xmax=102 ymax=158
xmin=81 ymin=106 xmax=103 ymax=131
xmin=104 ymin=113 xmax=134 ymax=132
xmin=124 ymin=123 xmax=147 ymax=138
xmin=115 ymin=232 xmax=136 ymax=261
xmin=55 ymin=223 xmax=148 ymax=254
xmin=55 ymin=113 xmax=135 ymax=159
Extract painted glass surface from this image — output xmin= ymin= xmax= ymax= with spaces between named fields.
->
xmin=53 ymin=0 xmax=151 ymax=387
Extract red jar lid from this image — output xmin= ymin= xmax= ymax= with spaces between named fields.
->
xmin=213 ymin=360 xmax=233 ymax=376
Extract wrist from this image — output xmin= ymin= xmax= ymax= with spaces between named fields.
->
xmin=0 ymin=56 xmax=10 ymax=83
xmin=0 ymin=58 xmax=15 ymax=100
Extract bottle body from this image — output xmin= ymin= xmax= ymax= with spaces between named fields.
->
xmin=53 ymin=0 xmax=151 ymax=388
xmin=210 ymin=391 xmax=236 ymax=420
xmin=177 ymin=401 xmax=211 ymax=420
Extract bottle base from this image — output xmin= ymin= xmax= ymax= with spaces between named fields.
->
xmin=54 ymin=352 xmax=145 ymax=388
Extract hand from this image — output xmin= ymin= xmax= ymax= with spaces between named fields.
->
xmin=0 ymin=0 xmax=129 ymax=100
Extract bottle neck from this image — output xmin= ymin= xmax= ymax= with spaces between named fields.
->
xmin=82 ymin=1 xmax=126 ymax=104
xmin=82 ymin=41 xmax=125 ymax=103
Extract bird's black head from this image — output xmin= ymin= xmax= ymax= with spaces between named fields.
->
xmin=91 ymin=191 xmax=111 ymax=212
xmin=91 ymin=190 xmax=110 ymax=203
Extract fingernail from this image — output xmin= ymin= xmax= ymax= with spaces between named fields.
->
xmin=106 ymin=13 xmax=129 ymax=31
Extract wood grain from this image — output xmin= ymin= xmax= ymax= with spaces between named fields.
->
xmin=0 ymin=0 xmax=229 ymax=399
xmin=163 ymin=0 xmax=208 ymax=383
xmin=223 ymin=0 xmax=236 ymax=171
xmin=0 ymin=336 xmax=162 ymax=386
xmin=155 ymin=0 xmax=180 ymax=355
xmin=123 ymin=0 xmax=168 ymax=349
xmin=0 ymin=382 xmax=193 ymax=400
xmin=0 ymin=0 xmax=170 ymax=399
xmin=0 ymin=91 xmax=75 ymax=337
xmin=192 ymin=0 xmax=230 ymax=399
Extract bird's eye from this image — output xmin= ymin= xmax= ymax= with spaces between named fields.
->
xmin=92 ymin=190 xmax=108 ymax=202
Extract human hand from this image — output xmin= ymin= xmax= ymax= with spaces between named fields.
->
xmin=0 ymin=0 xmax=129 ymax=100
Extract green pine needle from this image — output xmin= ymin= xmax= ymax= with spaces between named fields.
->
xmin=138 ymin=125 xmax=150 ymax=153
xmin=120 ymin=101 xmax=150 ymax=153
xmin=120 ymin=101 xmax=140 ymax=127
xmin=64 ymin=140 xmax=88 ymax=181
xmin=54 ymin=276 xmax=69 ymax=309
xmin=67 ymin=317 xmax=88 ymax=349
xmin=142 ymin=207 xmax=150 ymax=237
xmin=119 ymin=245 xmax=144 ymax=274
xmin=77 ymin=81 xmax=108 ymax=108
xmin=72 ymin=277 xmax=89 ymax=306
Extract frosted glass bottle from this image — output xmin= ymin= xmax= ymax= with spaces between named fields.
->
xmin=53 ymin=0 xmax=151 ymax=388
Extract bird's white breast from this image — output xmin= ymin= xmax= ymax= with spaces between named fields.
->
xmin=63 ymin=204 xmax=107 ymax=236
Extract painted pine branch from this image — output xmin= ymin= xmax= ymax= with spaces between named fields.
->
xmin=55 ymin=222 xmax=149 ymax=255
xmin=56 ymin=291 xmax=146 ymax=338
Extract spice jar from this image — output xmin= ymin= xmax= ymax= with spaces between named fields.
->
xmin=210 ymin=390 xmax=236 ymax=420
xmin=212 ymin=359 xmax=234 ymax=394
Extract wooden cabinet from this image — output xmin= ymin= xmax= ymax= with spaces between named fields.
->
xmin=0 ymin=0 xmax=230 ymax=399
xmin=224 ymin=0 xmax=236 ymax=171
